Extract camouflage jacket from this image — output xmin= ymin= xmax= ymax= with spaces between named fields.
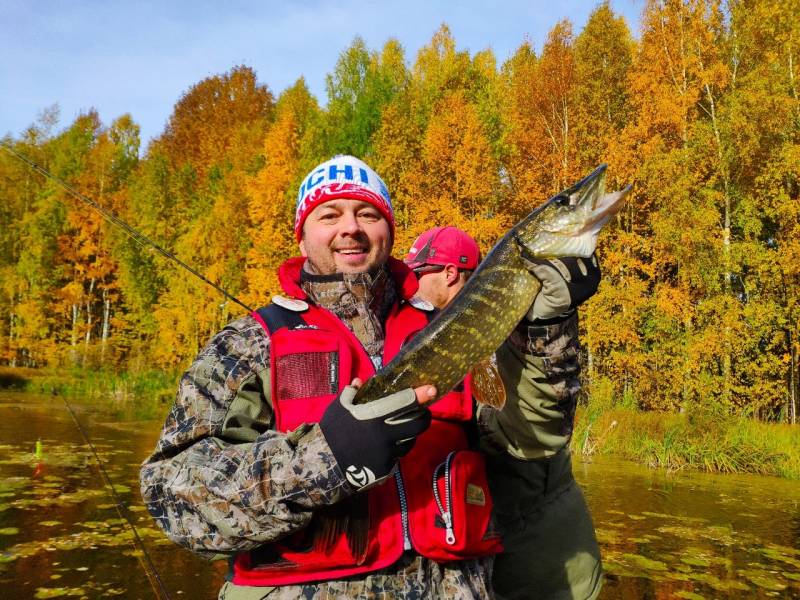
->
xmin=140 ymin=268 xmax=581 ymax=600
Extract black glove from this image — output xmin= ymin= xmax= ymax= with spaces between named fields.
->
xmin=320 ymin=384 xmax=432 ymax=490
xmin=525 ymin=254 xmax=601 ymax=322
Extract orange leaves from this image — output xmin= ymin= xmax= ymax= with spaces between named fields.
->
xmin=1 ymin=5 xmax=798 ymax=421
xmin=160 ymin=66 xmax=273 ymax=180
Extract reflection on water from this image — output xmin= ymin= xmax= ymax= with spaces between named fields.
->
xmin=0 ymin=392 xmax=226 ymax=600
xmin=574 ymin=456 xmax=800 ymax=598
xmin=1 ymin=391 xmax=799 ymax=599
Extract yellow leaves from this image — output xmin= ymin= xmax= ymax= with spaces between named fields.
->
xmin=422 ymin=92 xmax=497 ymax=212
xmin=391 ymin=87 xmax=510 ymax=260
xmin=1 ymin=7 xmax=798 ymax=421
xmin=243 ymin=103 xmax=307 ymax=307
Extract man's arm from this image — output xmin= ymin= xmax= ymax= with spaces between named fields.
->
xmin=139 ymin=315 xmax=352 ymax=559
xmin=478 ymin=313 xmax=581 ymax=460
xmin=479 ymin=255 xmax=599 ymax=458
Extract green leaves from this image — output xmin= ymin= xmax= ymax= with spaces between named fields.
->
xmin=2 ymin=4 xmax=798 ymax=421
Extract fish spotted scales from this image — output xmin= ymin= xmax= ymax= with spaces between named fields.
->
xmin=353 ymin=164 xmax=631 ymax=406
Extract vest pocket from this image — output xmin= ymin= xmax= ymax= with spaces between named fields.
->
xmin=270 ymin=329 xmax=343 ymax=431
xmin=274 ymin=351 xmax=338 ymax=400
xmin=243 ymin=521 xmax=364 ymax=573
xmin=407 ymin=450 xmax=503 ymax=561
xmin=272 ymin=328 xmax=340 ymax=401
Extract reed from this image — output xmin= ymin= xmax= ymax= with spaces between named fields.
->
xmin=5 ymin=367 xmax=798 ymax=478
xmin=573 ymin=402 xmax=800 ymax=480
xmin=14 ymin=367 xmax=175 ymax=403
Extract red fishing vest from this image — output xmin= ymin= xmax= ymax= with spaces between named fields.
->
xmin=231 ymin=258 xmax=502 ymax=586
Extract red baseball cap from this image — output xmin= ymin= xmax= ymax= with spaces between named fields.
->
xmin=404 ymin=226 xmax=481 ymax=271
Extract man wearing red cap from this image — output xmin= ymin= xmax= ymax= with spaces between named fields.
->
xmin=141 ymin=155 xmax=602 ymax=599
xmin=405 ymin=226 xmax=604 ymax=600
xmin=404 ymin=226 xmax=481 ymax=310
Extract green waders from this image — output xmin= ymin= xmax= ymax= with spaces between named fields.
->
xmin=488 ymin=449 xmax=602 ymax=600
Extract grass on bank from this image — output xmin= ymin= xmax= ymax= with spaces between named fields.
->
xmin=3 ymin=367 xmax=798 ymax=479
xmin=0 ymin=366 xmax=177 ymax=420
xmin=573 ymin=379 xmax=800 ymax=480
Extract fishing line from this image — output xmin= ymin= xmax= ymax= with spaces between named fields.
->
xmin=59 ymin=395 xmax=172 ymax=600
xmin=0 ymin=142 xmax=253 ymax=312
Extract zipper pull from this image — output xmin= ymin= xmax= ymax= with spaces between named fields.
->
xmin=395 ymin=470 xmax=413 ymax=551
xmin=442 ymin=511 xmax=456 ymax=545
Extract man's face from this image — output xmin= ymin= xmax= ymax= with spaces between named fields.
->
xmin=414 ymin=264 xmax=467 ymax=310
xmin=415 ymin=268 xmax=450 ymax=309
xmin=299 ymin=199 xmax=392 ymax=275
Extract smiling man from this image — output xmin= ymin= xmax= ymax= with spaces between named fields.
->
xmin=299 ymin=197 xmax=391 ymax=272
xmin=141 ymin=155 xmax=603 ymax=600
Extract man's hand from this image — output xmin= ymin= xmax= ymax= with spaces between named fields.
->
xmin=320 ymin=379 xmax=435 ymax=490
xmin=526 ymin=255 xmax=601 ymax=322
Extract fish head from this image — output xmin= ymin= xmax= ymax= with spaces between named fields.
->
xmin=516 ymin=164 xmax=631 ymax=259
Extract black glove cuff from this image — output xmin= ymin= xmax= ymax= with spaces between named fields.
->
xmin=526 ymin=308 xmax=576 ymax=326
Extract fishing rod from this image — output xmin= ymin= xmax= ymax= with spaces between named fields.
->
xmin=0 ymin=142 xmax=253 ymax=312
xmin=60 ymin=395 xmax=172 ymax=600
xmin=2 ymin=141 xmax=250 ymax=598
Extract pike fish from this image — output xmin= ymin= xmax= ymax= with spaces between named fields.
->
xmin=353 ymin=163 xmax=631 ymax=405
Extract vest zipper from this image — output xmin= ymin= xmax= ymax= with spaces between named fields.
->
xmin=394 ymin=469 xmax=412 ymax=551
xmin=433 ymin=451 xmax=457 ymax=545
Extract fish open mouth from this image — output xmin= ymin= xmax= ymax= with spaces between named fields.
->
xmin=517 ymin=165 xmax=632 ymax=258
xmin=572 ymin=186 xmax=631 ymax=235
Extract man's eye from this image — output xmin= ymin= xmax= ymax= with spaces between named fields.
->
xmin=318 ymin=212 xmax=338 ymax=221
xmin=359 ymin=211 xmax=380 ymax=221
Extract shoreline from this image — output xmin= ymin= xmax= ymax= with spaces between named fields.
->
xmin=572 ymin=405 xmax=800 ymax=480
xmin=3 ymin=366 xmax=798 ymax=480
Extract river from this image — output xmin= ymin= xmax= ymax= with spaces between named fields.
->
xmin=0 ymin=391 xmax=798 ymax=599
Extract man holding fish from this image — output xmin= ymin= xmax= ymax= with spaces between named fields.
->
xmin=405 ymin=225 xmax=604 ymax=599
xmin=141 ymin=154 xmax=627 ymax=599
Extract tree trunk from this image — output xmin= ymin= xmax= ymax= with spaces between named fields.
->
xmin=101 ymin=288 xmax=111 ymax=363
xmin=71 ymin=303 xmax=80 ymax=365
xmin=9 ymin=309 xmax=16 ymax=368
xmin=84 ymin=278 xmax=96 ymax=364
xmin=790 ymin=329 xmax=797 ymax=425
xmin=682 ymin=311 xmax=693 ymax=409
xmin=84 ymin=278 xmax=95 ymax=345
xmin=789 ymin=47 xmax=798 ymax=122
xmin=587 ymin=342 xmax=594 ymax=379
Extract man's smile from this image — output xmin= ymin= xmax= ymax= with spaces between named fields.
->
xmin=335 ymin=247 xmax=368 ymax=254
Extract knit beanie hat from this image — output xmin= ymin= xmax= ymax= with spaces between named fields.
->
xmin=294 ymin=155 xmax=394 ymax=240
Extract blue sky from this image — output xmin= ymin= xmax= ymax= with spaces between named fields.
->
xmin=1 ymin=1 xmax=642 ymax=149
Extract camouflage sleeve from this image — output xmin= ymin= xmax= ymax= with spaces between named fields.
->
xmin=478 ymin=313 xmax=581 ymax=460
xmin=139 ymin=315 xmax=352 ymax=559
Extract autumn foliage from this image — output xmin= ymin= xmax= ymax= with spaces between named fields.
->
xmin=1 ymin=1 xmax=798 ymax=423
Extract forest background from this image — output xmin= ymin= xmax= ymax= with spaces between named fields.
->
xmin=1 ymin=0 xmax=798 ymax=440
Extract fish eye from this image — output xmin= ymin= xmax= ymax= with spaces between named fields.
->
xmin=554 ymin=194 xmax=571 ymax=206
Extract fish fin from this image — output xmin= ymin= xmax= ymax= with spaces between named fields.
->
xmin=470 ymin=356 xmax=506 ymax=409
xmin=313 ymin=496 xmax=369 ymax=562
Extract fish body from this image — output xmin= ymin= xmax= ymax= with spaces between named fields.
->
xmin=353 ymin=164 xmax=630 ymax=405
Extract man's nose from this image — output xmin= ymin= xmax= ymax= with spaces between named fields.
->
xmin=339 ymin=212 xmax=362 ymax=234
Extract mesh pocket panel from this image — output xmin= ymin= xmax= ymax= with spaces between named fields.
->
xmin=276 ymin=352 xmax=337 ymax=400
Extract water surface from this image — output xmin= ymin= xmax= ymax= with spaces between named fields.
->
xmin=1 ymin=391 xmax=798 ymax=599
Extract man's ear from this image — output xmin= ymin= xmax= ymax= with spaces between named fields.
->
xmin=444 ymin=264 xmax=460 ymax=285
xmin=299 ymin=239 xmax=308 ymax=257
